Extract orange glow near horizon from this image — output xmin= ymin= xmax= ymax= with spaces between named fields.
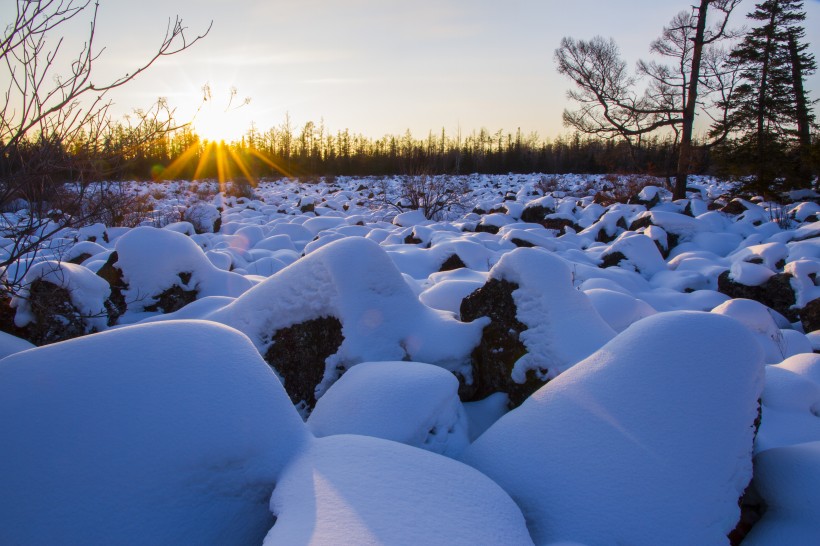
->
xmin=155 ymin=137 xmax=298 ymax=187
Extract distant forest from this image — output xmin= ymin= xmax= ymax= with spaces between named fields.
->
xmin=80 ymin=121 xmax=705 ymax=183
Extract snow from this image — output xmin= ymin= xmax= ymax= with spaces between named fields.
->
xmin=264 ymin=434 xmax=534 ymax=546
xmin=462 ymin=311 xmax=764 ymax=546
xmin=209 ymin=236 xmax=486 ymax=398
xmin=308 ymin=361 xmax=469 ymax=457
xmin=115 ymin=226 xmax=252 ymax=312
xmin=0 ymin=320 xmax=309 ymax=545
xmin=756 ymin=353 xmax=820 ymax=453
xmin=487 ymin=248 xmax=615 ymax=381
xmin=0 ymin=330 xmax=35 ymax=359
xmin=2 ymin=173 xmax=820 ymax=543
xmin=742 ymin=442 xmax=820 ymax=545
xmin=11 ymin=260 xmax=111 ymax=332
xmin=711 ymin=298 xmax=795 ymax=364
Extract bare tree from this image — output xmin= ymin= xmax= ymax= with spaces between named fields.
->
xmin=555 ymin=36 xmax=680 ymax=163
xmin=0 ymin=0 xmax=210 ymax=297
xmin=556 ymin=1 xmax=741 ymax=199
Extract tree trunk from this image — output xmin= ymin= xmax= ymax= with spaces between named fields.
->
xmin=788 ymin=29 xmax=812 ymax=187
xmin=674 ymin=0 xmax=709 ymax=200
xmin=755 ymin=8 xmax=777 ymax=188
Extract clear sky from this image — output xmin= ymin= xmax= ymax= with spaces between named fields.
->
xmin=6 ymin=0 xmax=820 ymax=141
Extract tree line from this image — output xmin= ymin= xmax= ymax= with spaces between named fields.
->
xmin=556 ymin=0 xmax=817 ymax=198
xmin=1 ymin=0 xmax=817 ymax=203
xmin=90 ymin=122 xmax=699 ymax=183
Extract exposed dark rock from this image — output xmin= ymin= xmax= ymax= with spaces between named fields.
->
xmin=212 ymin=216 xmax=222 ymax=233
xmin=511 ymin=238 xmax=535 ymax=248
xmin=474 ymin=223 xmax=500 ymax=235
xmin=629 ymin=214 xmax=653 ymax=232
xmin=264 ymin=316 xmax=344 ymax=409
xmin=23 ymin=279 xmax=89 ymax=345
xmin=299 ymin=203 xmax=315 ymax=214
xmin=800 ymin=297 xmax=820 ymax=333
xmin=600 ymin=251 xmax=627 ymax=269
xmin=460 ymin=279 xmax=545 ymax=407
xmin=68 ymin=253 xmax=92 ymax=265
xmin=596 ymin=227 xmax=619 ymax=244
xmin=541 ymin=217 xmax=581 ymax=233
xmin=143 ymin=282 xmax=197 ymax=314
xmin=439 ymin=254 xmax=466 ymax=272
xmin=96 ymin=252 xmax=127 ymax=325
xmin=404 ymin=233 xmax=423 ymax=245
xmin=0 ymin=295 xmax=25 ymax=338
xmin=721 ymin=199 xmax=749 ymax=215
xmin=520 ymin=205 xmax=552 ymax=224
xmin=717 ymin=271 xmax=798 ymax=321
xmin=729 ymin=484 xmax=767 ymax=546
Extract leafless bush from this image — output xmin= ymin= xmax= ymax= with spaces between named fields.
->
xmin=535 ymin=175 xmax=560 ymax=195
xmin=224 ymin=177 xmax=256 ymax=200
xmin=593 ymin=175 xmax=658 ymax=206
xmin=392 ymin=175 xmax=471 ymax=220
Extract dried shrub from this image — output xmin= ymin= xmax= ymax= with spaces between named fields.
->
xmin=534 ymin=175 xmax=560 ymax=195
xmin=224 ymin=177 xmax=256 ymax=200
xmin=593 ymin=175 xmax=659 ymax=206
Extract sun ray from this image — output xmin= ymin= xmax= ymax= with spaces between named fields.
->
xmin=248 ymin=148 xmax=294 ymax=178
xmin=227 ymin=147 xmax=257 ymax=184
xmin=160 ymin=140 xmax=202 ymax=180
xmin=193 ymin=141 xmax=216 ymax=181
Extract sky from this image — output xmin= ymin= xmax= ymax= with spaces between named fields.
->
xmin=5 ymin=0 xmax=820 ymax=141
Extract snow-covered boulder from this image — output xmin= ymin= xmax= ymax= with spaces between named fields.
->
xmin=0 ymin=320 xmax=308 ymax=545
xmin=599 ymin=232 xmax=667 ymax=277
xmin=209 ymin=236 xmax=485 ymax=409
xmin=183 ymin=202 xmax=221 ymax=233
xmin=462 ymin=311 xmax=764 ymax=546
xmin=115 ymin=226 xmax=252 ymax=314
xmin=743 ymin=441 xmax=820 ymax=545
xmin=583 ymin=288 xmax=657 ymax=332
xmin=308 ymin=361 xmax=469 ymax=457
xmin=460 ymin=248 xmax=614 ymax=405
xmin=0 ymin=330 xmax=34 ymax=359
xmin=11 ymin=260 xmax=110 ymax=344
xmin=757 ymin=353 xmax=820 ymax=453
xmin=264 ymin=434 xmax=534 ymax=545
xmin=711 ymin=298 xmax=800 ymax=364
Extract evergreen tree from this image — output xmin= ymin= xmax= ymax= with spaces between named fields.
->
xmin=715 ymin=0 xmax=816 ymax=193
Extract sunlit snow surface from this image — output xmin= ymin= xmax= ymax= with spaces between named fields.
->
xmin=1 ymin=174 xmax=820 ymax=544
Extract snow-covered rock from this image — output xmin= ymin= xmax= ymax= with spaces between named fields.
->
xmin=743 ymin=441 xmax=820 ymax=545
xmin=0 ymin=320 xmax=308 ymax=545
xmin=308 ymin=361 xmax=469 ymax=457
xmin=462 ymin=311 xmax=764 ymax=546
xmin=264 ymin=434 xmax=534 ymax=545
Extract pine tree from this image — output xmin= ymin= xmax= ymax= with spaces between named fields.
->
xmin=715 ymin=0 xmax=816 ymax=193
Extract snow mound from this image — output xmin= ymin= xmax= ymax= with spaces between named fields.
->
xmin=308 ymin=361 xmax=469 ymax=457
xmin=757 ymin=353 xmax=820 ymax=453
xmin=209 ymin=236 xmax=485 ymax=394
xmin=743 ymin=442 xmax=820 ymax=545
xmin=11 ymin=260 xmax=110 ymax=332
xmin=711 ymin=298 xmax=790 ymax=364
xmin=488 ymin=248 xmax=615 ymax=380
xmin=265 ymin=434 xmax=534 ymax=545
xmin=115 ymin=226 xmax=252 ymax=312
xmin=0 ymin=320 xmax=308 ymax=545
xmin=462 ymin=311 xmax=764 ymax=546
xmin=0 ymin=330 xmax=35 ymax=359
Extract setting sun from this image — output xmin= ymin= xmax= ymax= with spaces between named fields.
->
xmin=190 ymin=83 xmax=252 ymax=142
